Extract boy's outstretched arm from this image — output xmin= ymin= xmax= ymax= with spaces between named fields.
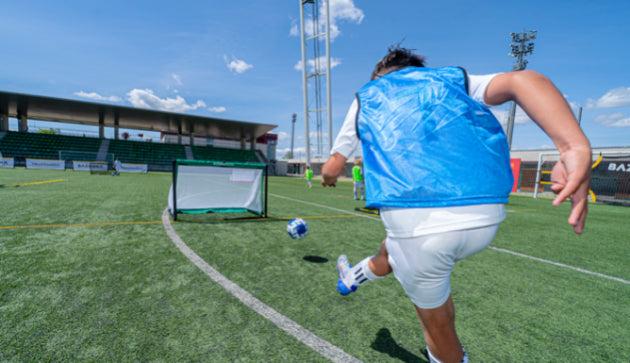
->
xmin=321 ymin=152 xmax=347 ymax=187
xmin=484 ymin=70 xmax=592 ymax=234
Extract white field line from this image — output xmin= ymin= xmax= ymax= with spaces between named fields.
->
xmin=270 ymin=193 xmax=630 ymax=286
xmin=269 ymin=193 xmax=381 ymax=222
xmin=161 ymin=208 xmax=363 ymax=363
xmin=488 ymin=246 xmax=630 ymax=285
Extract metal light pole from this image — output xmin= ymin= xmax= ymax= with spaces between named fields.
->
xmin=298 ymin=1 xmax=310 ymax=165
xmin=506 ymin=30 xmax=536 ymax=150
xmin=299 ymin=0 xmax=332 ymax=165
xmin=290 ymin=113 xmax=296 ymax=158
xmin=325 ymin=0 xmax=332 ymax=156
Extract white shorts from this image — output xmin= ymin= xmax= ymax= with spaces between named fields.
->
xmin=353 ymin=181 xmax=364 ymax=188
xmin=385 ymin=224 xmax=499 ymax=309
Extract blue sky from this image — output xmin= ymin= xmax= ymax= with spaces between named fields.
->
xmin=2 ymin=0 xmax=629 ymax=158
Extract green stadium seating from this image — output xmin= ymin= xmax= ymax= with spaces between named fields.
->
xmin=192 ymin=145 xmax=259 ymax=163
xmin=0 ymin=131 xmax=100 ymax=160
xmin=0 ymin=131 xmax=262 ymax=166
xmin=108 ymin=139 xmax=186 ymax=165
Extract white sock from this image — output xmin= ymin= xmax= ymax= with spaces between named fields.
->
xmin=351 ymin=256 xmax=383 ymax=286
xmin=427 ymin=348 xmax=441 ymax=363
xmin=427 ymin=347 xmax=467 ymax=363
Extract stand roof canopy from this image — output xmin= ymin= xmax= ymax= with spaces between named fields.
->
xmin=0 ymin=90 xmax=276 ymax=141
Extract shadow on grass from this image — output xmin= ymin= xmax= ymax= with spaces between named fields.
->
xmin=371 ymin=328 xmax=428 ymax=363
xmin=302 ymin=255 xmax=328 ymax=263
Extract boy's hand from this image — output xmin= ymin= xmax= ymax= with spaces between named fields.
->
xmin=550 ymin=149 xmax=591 ymax=234
xmin=321 ymin=177 xmax=336 ymax=188
xmin=321 ymin=152 xmax=346 ymax=188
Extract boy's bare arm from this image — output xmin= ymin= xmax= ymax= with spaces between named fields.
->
xmin=321 ymin=152 xmax=347 ymax=187
xmin=484 ymin=70 xmax=591 ymax=233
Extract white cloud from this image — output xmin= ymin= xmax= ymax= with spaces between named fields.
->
xmin=126 ymin=89 xmax=206 ymax=112
xmin=330 ymin=0 xmax=364 ymax=33
xmin=276 ymin=146 xmax=307 ymax=159
xmin=208 ymin=106 xmax=226 ymax=113
xmin=513 ymin=107 xmax=533 ymax=124
xmin=293 ymin=0 xmax=364 ymax=41
xmin=594 ymin=112 xmax=630 ymax=127
xmin=587 ymin=87 xmax=630 ymax=109
xmin=491 ymin=106 xmax=532 ymax=129
xmin=294 ymin=56 xmax=342 ymax=72
xmin=277 ymin=131 xmax=290 ymax=141
xmin=610 ymin=118 xmax=630 ymax=127
xmin=289 ymin=23 xmax=299 ymax=37
xmin=518 ymin=144 xmax=556 ymax=150
xmin=172 ymin=73 xmax=183 ymax=86
xmin=309 ymin=130 xmax=329 ymax=139
xmin=291 ymin=1 xmax=362 ymax=73
xmin=224 ymin=55 xmax=253 ymax=74
xmin=74 ymin=91 xmax=121 ymax=102
xmin=330 ymin=0 xmax=364 ymax=22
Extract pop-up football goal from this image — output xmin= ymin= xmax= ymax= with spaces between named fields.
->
xmin=168 ymin=159 xmax=268 ymax=220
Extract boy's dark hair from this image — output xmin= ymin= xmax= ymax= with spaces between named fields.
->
xmin=370 ymin=45 xmax=426 ymax=80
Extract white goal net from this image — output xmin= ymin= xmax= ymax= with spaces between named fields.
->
xmin=534 ymin=151 xmax=630 ymax=205
xmin=168 ymin=159 xmax=267 ymax=220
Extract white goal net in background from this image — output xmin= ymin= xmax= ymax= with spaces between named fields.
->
xmin=89 ymin=162 xmax=109 ymax=175
xmin=534 ymin=151 xmax=630 ymax=206
xmin=168 ymin=159 xmax=268 ymax=220
xmin=590 ymin=153 xmax=630 ymax=205
xmin=59 ymin=150 xmax=114 ymax=163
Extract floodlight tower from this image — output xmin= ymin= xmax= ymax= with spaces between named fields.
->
xmin=290 ymin=113 xmax=296 ymax=158
xmin=506 ymin=30 xmax=536 ymax=149
xmin=299 ymin=0 xmax=333 ymax=165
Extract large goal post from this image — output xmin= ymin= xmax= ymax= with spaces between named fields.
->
xmin=168 ymin=159 xmax=268 ymax=220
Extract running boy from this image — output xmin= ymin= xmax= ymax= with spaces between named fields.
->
xmin=352 ymin=158 xmax=365 ymax=200
xmin=305 ymin=165 xmax=313 ymax=188
xmin=321 ymin=46 xmax=591 ymax=363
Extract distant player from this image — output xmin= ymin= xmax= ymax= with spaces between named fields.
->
xmin=352 ymin=158 xmax=364 ymax=200
xmin=304 ymin=165 xmax=312 ymax=188
xmin=321 ymin=46 xmax=591 ymax=363
xmin=112 ymin=158 xmax=121 ymax=176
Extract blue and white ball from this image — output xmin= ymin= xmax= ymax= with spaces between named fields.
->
xmin=287 ymin=218 xmax=308 ymax=239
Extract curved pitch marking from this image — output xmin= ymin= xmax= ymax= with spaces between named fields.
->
xmin=161 ymin=208 xmax=362 ymax=363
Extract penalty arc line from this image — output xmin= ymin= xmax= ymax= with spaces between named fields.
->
xmin=269 ymin=193 xmax=630 ymax=286
xmin=161 ymin=208 xmax=363 ymax=363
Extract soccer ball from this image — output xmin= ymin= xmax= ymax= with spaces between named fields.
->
xmin=287 ymin=218 xmax=308 ymax=239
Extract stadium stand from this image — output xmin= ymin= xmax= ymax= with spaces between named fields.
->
xmin=0 ymin=131 xmax=262 ymax=167
xmin=108 ymin=139 xmax=187 ymax=165
xmin=0 ymin=131 xmax=101 ymax=160
xmin=191 ymin=145 xmax=259 ymax=163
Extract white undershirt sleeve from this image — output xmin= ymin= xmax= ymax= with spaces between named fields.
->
xmin=330 ymin=98 xmax=360 ymax=158
xmin=467 ymin=73 xmax=502 ymax=105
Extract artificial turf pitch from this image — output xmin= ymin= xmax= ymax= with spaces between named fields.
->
xmin=1 ymin=167 xmax=629 ymax=362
